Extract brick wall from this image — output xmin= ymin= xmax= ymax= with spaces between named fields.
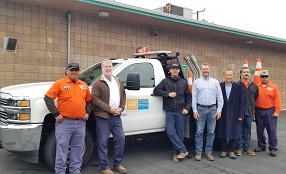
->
xmin=0 ymin=0 xmax=286 ymax=109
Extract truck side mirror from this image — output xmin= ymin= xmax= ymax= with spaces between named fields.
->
xmin=125 ymin=73 xmax=140 ymax=90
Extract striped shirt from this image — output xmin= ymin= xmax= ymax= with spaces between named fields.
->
xmin=192 ymin=77 xmax=224 ymax=112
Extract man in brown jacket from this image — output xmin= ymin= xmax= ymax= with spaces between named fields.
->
xmin=91 ymin=59 xmax=126 ymax=174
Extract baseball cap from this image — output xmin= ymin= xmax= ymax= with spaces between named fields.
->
xmin=67 ymin=62 xmax=79 ymax=70
xmin=170 ymin=63 xmax=180 ymax=69
xmin=260 ymin=70 xmax=269 ymax=76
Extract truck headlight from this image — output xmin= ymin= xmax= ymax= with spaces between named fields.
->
xmin=7 ymin=99 xmax=30 ymax=107
xmin=18 ymin=100 xmax=30 ymax=107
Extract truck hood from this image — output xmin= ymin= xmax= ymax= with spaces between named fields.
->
xmin=0 ymin=82 xmax=54 ymax=98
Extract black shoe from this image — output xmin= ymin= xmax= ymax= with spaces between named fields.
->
xmin=254 ymin=147 xmax=266 ymax=152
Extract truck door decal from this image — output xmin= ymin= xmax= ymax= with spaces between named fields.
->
xmin=127 ymin=98 xmax=149 ymax=110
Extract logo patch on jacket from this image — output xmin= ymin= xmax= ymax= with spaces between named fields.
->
xmin=64 ymin=86 xmax=70 ymax=90
xmin=79 ymin=85 xmax=87 ymax=90
xmin=267 ymin=87 xmax=273 ymax=91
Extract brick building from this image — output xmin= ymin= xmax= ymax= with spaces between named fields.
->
xmin=0 ymin=0 xmax=286 ymax=108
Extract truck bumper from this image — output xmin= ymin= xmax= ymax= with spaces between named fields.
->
xmin=0 ymin=123 xmax=42 ymax=163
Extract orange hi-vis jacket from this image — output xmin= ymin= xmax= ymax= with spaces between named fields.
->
xmin=45 ymin=77 xmax=92 ymax=119
xmin=255 ymin=82 xmax=281 ymax=115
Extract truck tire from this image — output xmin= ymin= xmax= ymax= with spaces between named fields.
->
xmin=43 ymin=129 xmax=94 ymax=169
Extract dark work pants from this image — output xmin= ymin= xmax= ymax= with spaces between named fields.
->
xmin=255 ymin=107 xmax=278 ymax=151
xmin=220 ymin=139 xmax=236 ymax=152
xmin=96 ymin=115 xmax=125 ymax=170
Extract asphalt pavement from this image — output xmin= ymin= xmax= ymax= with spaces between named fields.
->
xmin=1 ymin=111 xmax=286 ymax=174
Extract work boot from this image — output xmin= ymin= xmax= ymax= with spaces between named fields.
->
xmin=177 ymin=151 xmax=188 ymax=159
xmin=172 ymin=156 xmax=179 ymax=163
xmin=205 ymin=153 xmax=214 ymax=161
xmin=114 ymin=165 xmax=127 ymax=174
xmin=235 ymin=149 xmax=243 ymax=156
xmin=195 ymin=153 xmax=201 ymax=161
xmin=270 ymin=150 xmax=277 ymax=157
xmin=244 ymin=150 xmax=255 ymax=156
xmin=101 ymin=169 xmax=114 ymax=174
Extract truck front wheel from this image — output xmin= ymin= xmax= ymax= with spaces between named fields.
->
xmin=43 ymin=129 xmax=94 ymax=169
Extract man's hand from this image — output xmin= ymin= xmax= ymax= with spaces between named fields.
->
xmin=273 ymin=113 xmax=279 ymax=117
xmin=216 ymin=112 xmax=221 ymax=120
xmin=168 ymin=92 xmax=176 ymax=98
xmin=238 ymin=117 xmax=243 ymax=121
xmin=182 ymin=109 xmax=188 ymax=115
xmin=110 ymin=108 xmax=117 ymax=115
xmin=82 ymin=113 xmax=89 ymax=121
xmin=111 ymin=107 xmax=123 ymax=116
xmin=55 ymin=114 xmax=63 ymax=123
xmin=114 ymin=107 xmax=123 ymax=116
xmin=193 ymin=112 xmax=199 ymax=120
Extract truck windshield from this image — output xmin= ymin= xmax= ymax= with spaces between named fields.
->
xmin=79 ymin=63 xmax=121 ymax=86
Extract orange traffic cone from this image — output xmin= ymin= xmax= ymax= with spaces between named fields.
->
xmin=187 ymin=72 xmax=193 ymax=92
xmin=243 ymin=60 xmax=248 ymax=68
xmin=253 ymin=58 xmax=262 ymax=84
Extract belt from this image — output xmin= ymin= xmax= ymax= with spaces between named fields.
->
xmin=64 ymin=116 xmax=82 ymax=120
xmin=197 ymin=104 xmax=216 ymax=109
xmin=256 ymin=107 xmax=273 ymax=110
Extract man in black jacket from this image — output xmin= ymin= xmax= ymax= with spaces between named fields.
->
xmin=235 ymin=67 xmax=259 ymax=156
xmin=153 ymin=63 xmax=192 ymax=163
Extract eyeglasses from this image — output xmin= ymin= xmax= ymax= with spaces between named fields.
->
xmin=69 ymin=68 xmax=80 ymax=72
xmin=260 ymin=76 xmax=268 ymax=78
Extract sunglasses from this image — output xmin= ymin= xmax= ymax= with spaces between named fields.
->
xmin=260 ymin=76 xmax=268 ymax=78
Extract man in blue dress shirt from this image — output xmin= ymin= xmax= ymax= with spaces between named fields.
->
xmin=192 ymin=62 xmax=224 ymax=161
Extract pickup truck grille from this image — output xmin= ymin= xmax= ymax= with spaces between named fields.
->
xmin=0 ymin=97 xmax=8 ymax=123
xmin=0 ymin=111 xmax=8 ymax=124
xmin=0 ymin=98 xmax=8 ymax=106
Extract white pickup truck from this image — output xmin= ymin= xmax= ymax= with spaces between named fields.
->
xmin=0 ymin=51 xmax=200 ymax=169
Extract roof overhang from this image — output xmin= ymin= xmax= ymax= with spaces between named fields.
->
xmin=8 ymin=0 xmax=286 ymax=51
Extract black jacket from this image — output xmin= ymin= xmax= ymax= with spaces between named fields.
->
xmin=153 ymin=76 xmax=192 ymax=111
xmin=237 ymin=80 xmax=259 ymax=116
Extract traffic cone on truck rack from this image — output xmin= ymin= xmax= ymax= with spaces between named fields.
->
xmin=243 ymin=60 xmax=248 ymax=68
xmin=253 ymin=58 xmax=262 ymax=84
xmin=187 ymin=72 xmax=193 ymax=92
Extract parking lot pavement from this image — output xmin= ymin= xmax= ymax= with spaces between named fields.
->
xmin=1 ymin=111 xmax=286 ymax=174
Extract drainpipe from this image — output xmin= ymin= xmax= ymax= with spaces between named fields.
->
xmin=66 ymin=12 xmax=72 ymax=63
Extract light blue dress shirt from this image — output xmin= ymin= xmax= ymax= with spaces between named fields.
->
xmin=192 ymin=77 xmax=224 ymax=112
xmin=225 ymin=82 xmax=233 ymax=100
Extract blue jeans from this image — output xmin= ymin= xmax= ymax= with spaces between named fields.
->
xmin=236 ymin=115 xmax=253 ymax=151
xmin=166 ymin=111 xmax=187 ymax=156
xmin=195 ymin=106 xmax=217 ymax=154
xmin=96 ymin=115 xmax=125 ymax=170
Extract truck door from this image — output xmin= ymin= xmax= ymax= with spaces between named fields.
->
xmin=117 ymin=62 xmax=165 ymax=135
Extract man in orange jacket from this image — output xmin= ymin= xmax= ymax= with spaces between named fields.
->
xmin=254 ymin=70 xmax=281 ymax=157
